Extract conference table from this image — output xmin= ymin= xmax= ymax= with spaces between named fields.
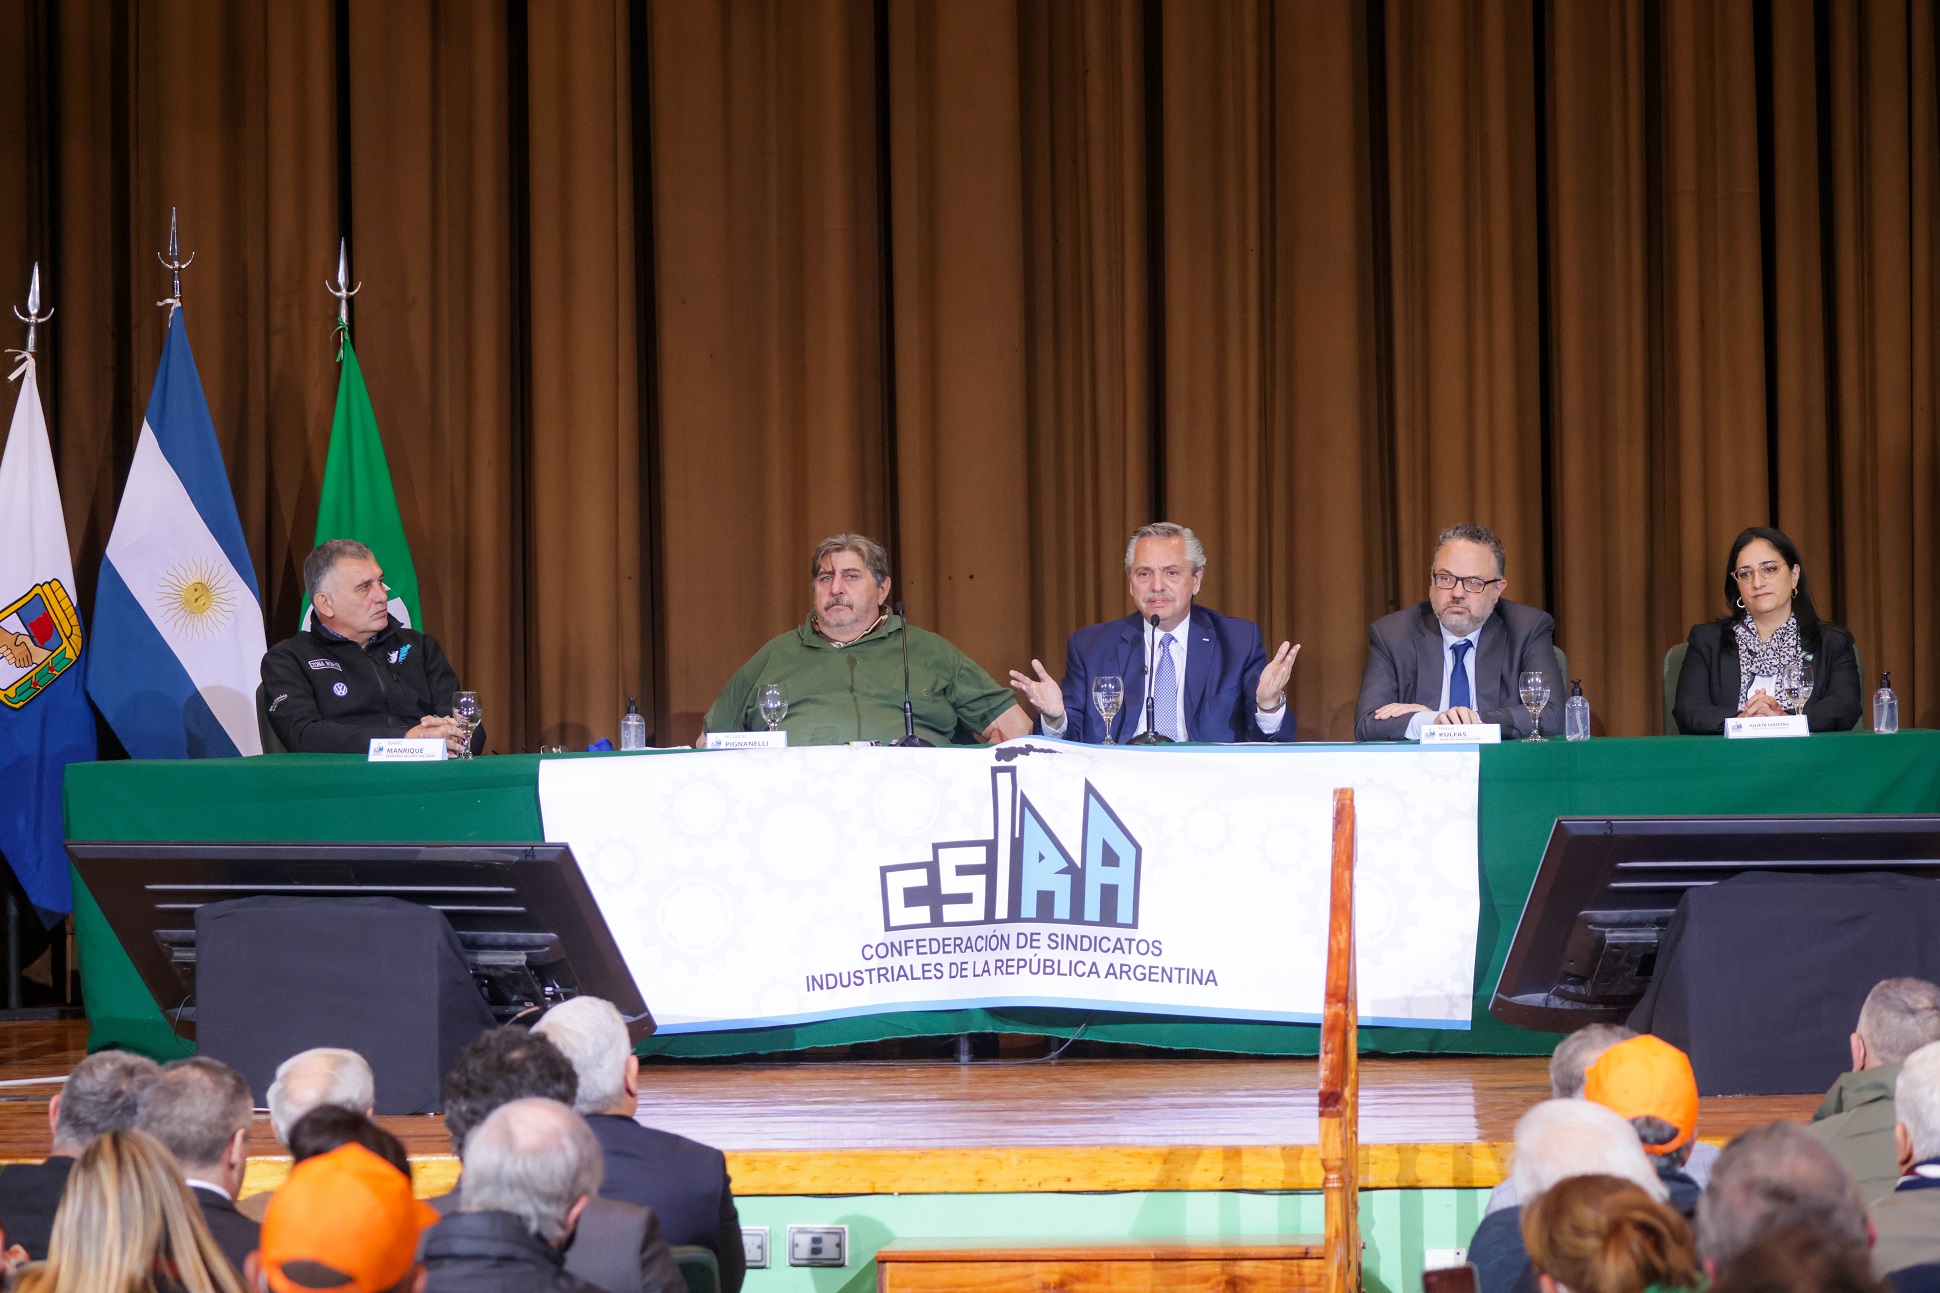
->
xmin=63 ymin=731 xmax=1940 ymax=1061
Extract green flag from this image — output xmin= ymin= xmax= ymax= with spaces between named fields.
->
xmin=310 ymin=324 xmax=421 ymax=628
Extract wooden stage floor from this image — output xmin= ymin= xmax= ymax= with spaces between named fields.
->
xmin=0 ymin=1022 xmax=1820 ymax=1197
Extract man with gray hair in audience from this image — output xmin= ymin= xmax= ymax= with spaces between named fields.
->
xmin=1812 ymin=976 xmax=1940 ymax=1201
xmin=422 ymin=1097 xmax=608 ymax=1292
xmin=1468 ymin=1098 xmax=1666 ymax=1293
xmin=135 ymin=1056 xmax=259 ymax=1275
xmin=1868 ymin=1040 xmax=1940 ymax=1276
xmin=0 ymin=1049 xmax=159 ymax=1260
xmin=1696 ymin=1121 xmax=1872 ymax=1281
xmin=435 ymin=1024 xmax=683 ymax=1293
xmin=534 ymin=996 xmax=745 ymax=1293
xmin=266 ymin=1046 xmax=376 ymax=1147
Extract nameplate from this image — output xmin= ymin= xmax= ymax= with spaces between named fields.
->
xmin=703 ymin=731 xmax=789 ymax=750
xmin=1419 ymin=723 xmax=1502 ymax=745
xmin=1725 ymin=715 xmax=1809 ymax=739
xmin=367 ymin=738 xmax=447 ymax=762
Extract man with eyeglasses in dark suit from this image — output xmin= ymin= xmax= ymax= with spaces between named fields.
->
xmin=1353 ymin=522 xmax=1564 ymax=741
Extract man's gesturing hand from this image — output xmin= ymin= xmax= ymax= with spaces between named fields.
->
xmin=1255 ymin=642 xmax=1301 ymax=709
xmin=1007 ymin=660 xmax=1065 ymax=720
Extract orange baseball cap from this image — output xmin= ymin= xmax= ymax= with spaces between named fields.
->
xmin=1583 ymin=1033 xmax=1699 ymax=1156
xmin=259 ymin=1143 xmax=439 ymax=1293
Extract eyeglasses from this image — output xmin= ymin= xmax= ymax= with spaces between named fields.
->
xmin=1431 ymin=570 xmax=1504 ymax=595
xmin=1733 ymin=561 xmax=1787 ymax=584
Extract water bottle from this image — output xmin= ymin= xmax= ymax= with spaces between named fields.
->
xmin=1874 ymin=672 xmax=1900 ymax=734
xmin=1564 ymin=679 xmax=1591 ymax=741
xmin=620 ymin=696 xmax=647 ymax=750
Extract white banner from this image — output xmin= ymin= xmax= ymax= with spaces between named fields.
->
xmin=537 ymin=740 xmax=1480 ymax=1034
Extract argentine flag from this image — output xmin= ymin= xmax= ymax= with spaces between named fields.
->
xmin=0 ymin=352 xmax=95 ymax=916
xmin=86 ymin=309 xmax=267 ymax=757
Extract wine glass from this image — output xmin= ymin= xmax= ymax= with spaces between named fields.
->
xmin=1788 ymin=656 xmax=1817 ymax=716
xmin=757 ymin=683 xmax=788 ymax=731
xmin=1092 ymin=676 xmax=1124 ymax=743
xmin=1518 ymin=672 xmax=1551 ymax=742
xmin=450 ymin=691 xmax=481 ymax=759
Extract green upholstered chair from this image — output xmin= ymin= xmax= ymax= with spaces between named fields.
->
xmin=674 ymin=1245 xmax=721 ymax=1293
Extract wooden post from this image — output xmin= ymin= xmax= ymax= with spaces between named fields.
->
xmin=1319 ymin=788 xmax=1360 ymax=1293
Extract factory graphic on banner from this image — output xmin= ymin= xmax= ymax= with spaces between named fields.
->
xmin=879 ymin=765 xmax=1142 ymax=933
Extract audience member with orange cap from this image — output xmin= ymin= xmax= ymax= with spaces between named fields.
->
xmin=248 ymin=1141 xmax=437 ymax=1293
xmin=1584 ymin=1035 xmax=1704 ymax=1218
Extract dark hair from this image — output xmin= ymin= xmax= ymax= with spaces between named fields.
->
xmin=287 ymin=1105 xmax=412 ymax=1180
xmin=1436 ymin=523 xmax=1507 ymax=578
xmin=1632 ymin=1115 xmax=1694 ymax=1171
xmin=1523 ymin=1173 xmax=1701 ymax=1293
xmin=440 ymin=1026 xmax=577 ymax=1155
xmin=1707 ymin=1222 xmax=1887 ymax=1293
xmin=1722 ymin=527 xmax=1824 ymax=652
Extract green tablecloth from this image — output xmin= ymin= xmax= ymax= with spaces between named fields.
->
xmin=63 ymin=731 xmax=1940 ymax=1059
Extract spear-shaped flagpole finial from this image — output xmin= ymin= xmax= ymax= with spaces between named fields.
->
xmin=13 ymin=263 xmax=52 ymax=356
xmin=326 ymin=238 xmax=362 ymax=333
xmin=156 ymin=206 xmax=195 ymax=312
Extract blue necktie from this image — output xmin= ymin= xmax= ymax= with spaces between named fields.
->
xmin=1154 ymin=632 xmax=1181 ymax=740
xmin=1448 ymin=640 xmax=1473 ymax=711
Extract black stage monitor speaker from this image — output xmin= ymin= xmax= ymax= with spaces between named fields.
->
xmin=1490 ymin=815 xmax=1940 ymax=1034
xmin=69 ymin=841 xmax=652 ymax=1110
xmin=196 ymin=895 xmax=494 ymax=1114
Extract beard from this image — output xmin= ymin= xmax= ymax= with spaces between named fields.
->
xmin=1437 ymin=604 xmax=1483 ymax=635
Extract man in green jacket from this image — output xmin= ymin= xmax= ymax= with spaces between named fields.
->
xmin=704 ymin=534 xmax=1031 ymax=748
xmin=1810 ymin=977 xmax=1940 ymax=1201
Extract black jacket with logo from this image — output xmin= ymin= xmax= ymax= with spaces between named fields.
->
xmin=260 ymin=616 xmax=482 ymax=754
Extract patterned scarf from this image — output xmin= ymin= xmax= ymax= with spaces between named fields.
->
xmin=1733 ymin=613 xmax=1805 ymax=708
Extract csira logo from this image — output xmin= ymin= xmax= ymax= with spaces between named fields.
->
xmin=879 ymin=766 xmax=1141 ymax=932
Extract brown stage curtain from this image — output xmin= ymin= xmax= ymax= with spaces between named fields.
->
xmin=646 ymin=0 xmax=885 ymax=743
xmin=1017 ymin=0 xmax=1152 ymax=675
xmin=9 ymin=0 xmax=1940 ymax=748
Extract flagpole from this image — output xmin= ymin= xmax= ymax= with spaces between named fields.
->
xmin=327 ymin=236 xmax=362 ymax=355
xmin=327 ymin=238 xmax=361 ymax=340
xmin=156 ymin=207 xmax=194 ymax=314
xmin=5 ymin=263 xmax=49 ymax=1010
xmin=12 ymin=263 xmax=51 ymax=357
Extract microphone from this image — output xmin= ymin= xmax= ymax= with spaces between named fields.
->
xmin=1126 ymin=611 xmax=1174 ymax=745
xmin=891 ymin=601 xmax=932 ymax=747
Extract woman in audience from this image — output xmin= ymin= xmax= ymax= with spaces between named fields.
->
xmin=1522 ymin=1174 xmax=1700 ymax=1293
xmin=1673 ymin=526 xmax=1862 ymax=734
xmin=15 ymin=1129 xmax=243 ymax=1293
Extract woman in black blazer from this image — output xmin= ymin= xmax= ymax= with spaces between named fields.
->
xmin=1673 ymin=526 xmax=1862 ymax=734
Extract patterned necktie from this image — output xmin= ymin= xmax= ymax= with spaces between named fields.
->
xmin=1448 ymin=639 xmax=1473 ymax=711
xmin=1155 ymin=632 xmax=1181 ymax=740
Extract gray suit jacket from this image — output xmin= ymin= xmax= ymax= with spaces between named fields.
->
xmin=1353 ymin=599 xmax=1563 ymax=741
xmin=430 ymin=1188 xmax=684 ymax=1293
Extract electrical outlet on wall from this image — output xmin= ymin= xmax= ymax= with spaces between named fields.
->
xmin=1425 ymin=1248 xmax=1468 ymax=1270
xmin=787 ymin=1224 xmax=848 ymax=1267
xmin=742 ymin=1228 xmax=770 ymax=1269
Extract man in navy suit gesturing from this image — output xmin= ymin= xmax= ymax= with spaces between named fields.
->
xmin=1009 ymin=522 xmax=1300 ymax=743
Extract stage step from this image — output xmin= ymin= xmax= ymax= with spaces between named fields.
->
xmin=874 ymin=1235 xmax=1329 ymax=1292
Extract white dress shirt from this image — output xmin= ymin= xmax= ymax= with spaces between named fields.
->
xmin=1404 ymin=618 xmax=1488 ymax=741
xmin=1045 ymin=609 xmax=1285 ymax=739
